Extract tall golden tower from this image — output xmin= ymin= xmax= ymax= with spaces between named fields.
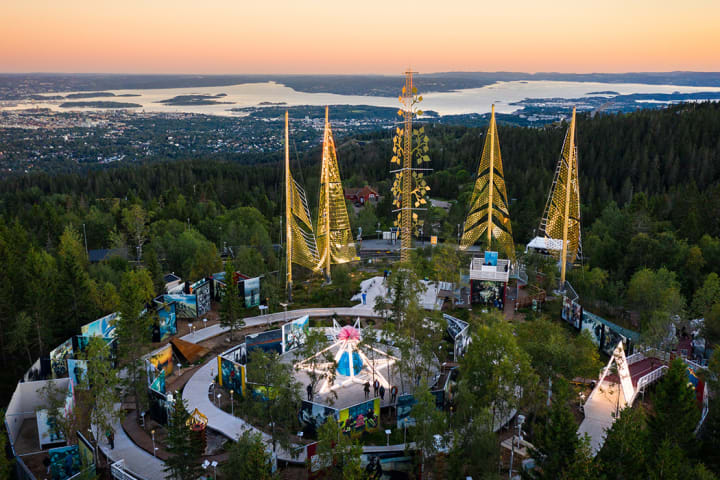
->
xmin=459 ymin=105 xmax=515 ymax=259
xmin=284 ymin=111 xmax=319 ymax=300
xmin=539 ymin=107 xmax=581 ymax=286
xmin=316 ymin=106 xmax=356 ymax=281
xmin=391 ymin=70 xmax=430 ymax=263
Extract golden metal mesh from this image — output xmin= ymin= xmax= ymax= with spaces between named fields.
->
xmin=317 ymin=110 xmax=356 ymax=274
xmin=539 ymin=108 xmax=581 ymax=265
xmin=289 ymin=175 xmax=320 ymax=271
xmin=460 ymin=106 xmax=515 ymax=259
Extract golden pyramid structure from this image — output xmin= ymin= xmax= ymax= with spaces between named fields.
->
xmin=316 ymin=106 xmax=356 ymax=280
xmin=538 ymin=107 xmax=581 ymax=285
xmin=460 ymin=105 xmax=515 ymax=259
xmin=284 ymin=111 xmax=319 ymax=299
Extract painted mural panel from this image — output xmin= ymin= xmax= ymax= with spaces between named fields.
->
xmin=163 ymin=294 xmax=197 ymax=318
xmin=50 ymin=338 xmax=73 ymax=378
xmin=67 ymin=359 xmax=88 ymax=388
xmin=37 ymin=409 xmax=65 ymax=446
xmin=338 ymin=398 xmax=380 ymax=437
xmin=219 ymin=356 xmax=245 ymax=396
xmin=48 ymin=445 xmax=81 ymax=480
xmin=148 ymin=344 xmax=174 ymax=377
xmin=195 ymin=280 xmax=211 ymax=316
xmin=396 ymin=394 xmax=417 ymax=428
xmin=282 ymin=315 xmax=309 ymax=353
xmin=246 ymin=329 xmax=283 ymax=354
xmin=81 ymin=312 xmax=118 ymax=338
xmin=299 ymin=401 xmax=339 ymax=436
xmin=157 ymin=301 xmax=177 ymax=341
xmin=241 ymin=276 xmax=261 ymax=308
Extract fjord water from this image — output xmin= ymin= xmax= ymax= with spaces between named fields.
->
xmin=4 ymin=80 xmax=720 ymax=116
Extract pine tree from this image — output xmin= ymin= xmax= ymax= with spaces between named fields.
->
xmin=115 ymin=269 xmax=155 ymax=420
xmin=597 ymin=406 xmax=647 ymax=479
xmin=315 ymin=417 xmax=364 ymax=480
xmin=647 ymin=358 xmax=700 ymax=453
xmin=164 ymin=395 xmax=204 ymax=480
xmin=221 ymin=430 xmax=276 ymax=479
xmin=219 ymin=260 xmax=244 ymax=341
xmin=527 ymin=382 xmax=581 ymax=480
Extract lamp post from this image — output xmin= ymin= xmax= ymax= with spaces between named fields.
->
xmin=211 ymin=460 xmax=218 ymax=479
xmin=216 ymin=393 xmax=221 ymax=407
xmin=230 ymin=389 xmax=234 ymax=417
xmin=509 ymin=414 xmax=525 ymax=480
xmin=151 ymin=429 xmax=156 ymax=457
xmin=385 ymin=429 xmax=391 ymax=446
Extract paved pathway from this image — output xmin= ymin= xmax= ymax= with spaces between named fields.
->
xmin=180 ymin=305 xmax=380 ymax=343
xmin=577 ymin=381 xmax=625 ymax=455
xmin=98 ymin=405 xmax=168 ymax=480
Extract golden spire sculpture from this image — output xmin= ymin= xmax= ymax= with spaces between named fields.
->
xmin=284 ymin=111 xmax=319 ymax=300
xmin=316 ymin=106 xmax=356 ymax=281
xmin=459 ymin=105 xmax=515 ymax=259
xmin=391 ymin=70 xmax=431 ymax=263
xmin=539 ymin=107 xmax=581 ymax=286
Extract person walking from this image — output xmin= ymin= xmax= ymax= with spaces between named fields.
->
xmin=373 ymin=379 xmax=380 ymax=397
xmin=390 ymin=385 xmax=398 ymax=404
xmin=364 ymin=381 xmax=371 ymax=399
xmin=306 ymin=383 xmax=313 ymax=401
xmin=379 ymin=385 xmax=385 ymax=402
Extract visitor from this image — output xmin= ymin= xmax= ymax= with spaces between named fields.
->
xmin=390 ymin=385 xmax=398 ymax=403
xmin=106 ymin=430 xmax=115 ymax=449
xmin=306 ymin=384 xmax=313 ymax=401
xmin=364 ymin=381 xmax=371 ymax=399
xmin=373 ymin=379 xmax=380 ymax=397
xmin=379 ymin=385 xmax=385 ymax=402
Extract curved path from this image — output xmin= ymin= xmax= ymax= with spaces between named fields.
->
xmin=180 ymin=305 xmax=379 ymax=344
xmin=182 ymin=304 xmax=402 ymax=464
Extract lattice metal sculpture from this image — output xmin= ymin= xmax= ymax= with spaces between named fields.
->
xmin=316 ymin=106 xmax=356 ymax=281
xmin=460 ymin=105 xmax=515 ymax=259
xmin=391 ymin=70 xmax=431 ymax=262
xmin=538 ymin=107 xmax=582 ymax=285
xmin=285 ymin=111 xmax=320 ymax=300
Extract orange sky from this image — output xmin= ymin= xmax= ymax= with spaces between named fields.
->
xmin=1 ymin=0 xmax=719 ymax=74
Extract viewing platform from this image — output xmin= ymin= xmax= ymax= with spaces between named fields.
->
xmin=469 ymin=257 xmax=511 ymax=283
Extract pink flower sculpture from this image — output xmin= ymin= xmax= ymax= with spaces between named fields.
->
xmin=338 ymin=326 xmax=360 ymax=341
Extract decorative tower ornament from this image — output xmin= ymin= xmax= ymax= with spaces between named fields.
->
xmin=391 ymin=69 xmax=431 ymax=263
xmin=538 ymin=107 xmax=581 ymax=286
xmin=316 ymin=106 xmax=356 ymax=281
xmin=460 ymin=104 xmax=515 ymax=259
xmin=284 ymin=111 xmax=320 ymax=301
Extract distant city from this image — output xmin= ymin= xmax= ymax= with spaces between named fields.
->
xmin=2 ymin=72 xmax=720 ymax=174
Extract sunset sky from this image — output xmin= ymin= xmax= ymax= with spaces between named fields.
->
xmin=1 ymin=0 xmax=719 ymax=74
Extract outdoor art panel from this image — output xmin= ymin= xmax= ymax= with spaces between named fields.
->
xmin=163 ymin=294 xmax=197 ymax=318
xmin=246 ymin=329 xmax=283 ymax=354
xmin=50 ymin=338 xmax=73 ymax=378
xmin=81 ymin=312 xmax=117 ymax=338
xmin=299 ymin=400 xmax=339 ymax=436
xmin=282 ymin=315 xmax=309 ymax=353
xmin=339 ymin=398 xmax=380 ymax=437
xmin=195 ymin=280 xmax=212 ymax=316
xmin=157 ymin=301 xmax=177 ymax=341
xmin=147 ymin=344 xmax=173 ymax=378
xmin=48 ymin=445 xmax=81 ymax=480
xmin=67 ymin=359 xmax=87 ymax=388
xmin=218 ymin=356 xmax=245 ymax=396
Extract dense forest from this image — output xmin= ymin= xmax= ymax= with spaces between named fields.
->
xmin=2 ymin=102 xmax=720 ymax=400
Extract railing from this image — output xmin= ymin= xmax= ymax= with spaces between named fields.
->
xmin=631 ymin=365 xmax=668 ymax=404
xmin=626 ymin=352 xmax=646 ymax=365
xmin=469 ymin=258 xmax=510 ymax=282
xmin=110 ymin=460 xmax=143 ymax=480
